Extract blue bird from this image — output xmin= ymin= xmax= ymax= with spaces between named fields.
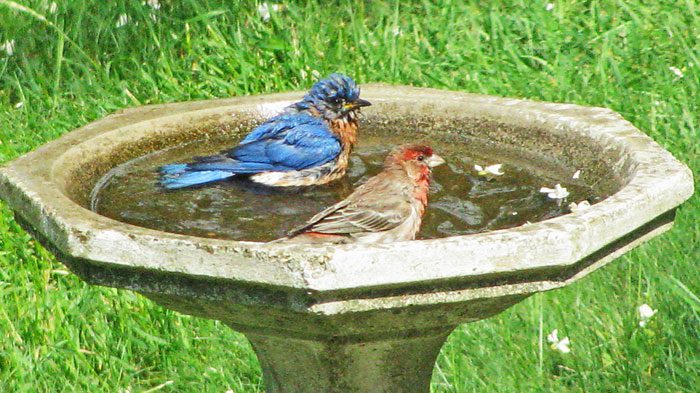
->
xmin=160 ymin=73 xmax=371 ymax=189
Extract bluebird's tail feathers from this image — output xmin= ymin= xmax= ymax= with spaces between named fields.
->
xmin=159 ymin=164 xmax=188 ymax=175
xmin=159 ymin=164 xmax=235 ymax=190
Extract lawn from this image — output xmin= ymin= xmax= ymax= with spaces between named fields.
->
xmin=0 ymin=0 xmax=698 ymax=392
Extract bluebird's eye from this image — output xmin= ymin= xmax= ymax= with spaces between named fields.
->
xmin=417 ymin=155 xmax=425 ymax=161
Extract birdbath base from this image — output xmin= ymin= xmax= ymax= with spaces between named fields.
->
xmin=245 ymin=327 xmax=454 ymax=393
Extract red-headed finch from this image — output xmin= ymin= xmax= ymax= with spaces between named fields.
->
xmin=278 ymin=144 xmax=445 ymax=244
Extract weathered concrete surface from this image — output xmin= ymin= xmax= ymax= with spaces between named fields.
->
xmin=246 ymin=328 xmax=454 ymax=393
xmin=0 ymin=85 xmax=694 ymax=392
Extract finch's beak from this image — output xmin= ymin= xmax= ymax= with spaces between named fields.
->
xmin=346 ymin=99 xmax=372 ymax=110
xmin=427 ymin=154 xmax=446 ymax=168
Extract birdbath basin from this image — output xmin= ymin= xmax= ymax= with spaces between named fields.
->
xmin=0 ymin=85 xmax=693 ymax=393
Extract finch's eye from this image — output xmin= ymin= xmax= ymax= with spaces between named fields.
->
xmin=417 ymin=155 xmax=425 ymax=161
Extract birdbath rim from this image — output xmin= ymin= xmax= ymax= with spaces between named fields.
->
xmin=0 ymin=84 xmax=693 ymax=295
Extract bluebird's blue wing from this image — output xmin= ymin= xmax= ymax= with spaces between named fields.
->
xmin=228 ymin=114 xmax=341 ymax=171
xmin=240 ymin=113 xmax=315 ymax=144
xmin=159 ymin=113 xmax=341 ymax=189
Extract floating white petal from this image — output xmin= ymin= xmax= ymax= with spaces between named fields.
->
xmin=540 ymin=184 xmax=569 ymax=199
xmin=568 ymin=200 xmax=591 ymax=212
xmin=475 ymin=163 xmax=504 ymax=177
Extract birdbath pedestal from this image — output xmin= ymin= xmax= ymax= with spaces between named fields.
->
xmin=0 ymin=86 xmax=693 ymax=393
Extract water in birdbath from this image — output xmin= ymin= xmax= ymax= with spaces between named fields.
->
xmin=91 ymin=129 xmax=604 ymax=242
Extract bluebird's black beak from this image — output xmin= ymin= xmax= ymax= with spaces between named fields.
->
xmin=355 ymin=98 xmax=372 ymax=108
xmin=345 ymin=99 xmax=372 ymax=111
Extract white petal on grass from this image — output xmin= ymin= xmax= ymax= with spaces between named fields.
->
xmin=638 ymin=303 xmax=657 ymax=327
xmin=540 ymin=184 xmax=569 ymax=199
xmin=146 ymin=0 xmax=161 ymax=10
xmin=116 ymin=14 xmax=129 ymax=28
xmin=49 ymin=2 xmax=58 ymax=14
xmin=568 ymin=200 xmax=590 ymax=212
xmin=639 ymin=304 xmax=657 ymax=318
xmin=554 ymin=337 xmax=571 ymax=353
xmin=392 ymin=26 xmax=403 ymax=36
xmin=669 ymin=66 xmax=684 ymax=78
xmin=14 ymin=101 xmax=24 ymax=109
xmin=258 ymin=4 xmax=270 ymax=22
xmin=258 ymin=3 xmax=283 ymax=22
xmin=572 ymin=169 xmax=581 ymax=179
xmin=547 ymin=329 xmax=571 ymax=353
xmin=546 ymin=3 xmax=554 ymax=11
xmin=1 ymin=40 xmax=15 ymax=56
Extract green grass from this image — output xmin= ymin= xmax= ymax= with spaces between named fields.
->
xmin=0 ymin=0 xmax=698 ymax=391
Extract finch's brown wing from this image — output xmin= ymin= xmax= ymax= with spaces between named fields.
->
xmin=292 ymin=194 xmax=412 ymax=235
xmin=306 ymin=205 xmax=408 ymax=234
xmin=286 ymin=197 xmax=353 ymax=237
xmin=287 ymin=171 xmax=412 ymax=237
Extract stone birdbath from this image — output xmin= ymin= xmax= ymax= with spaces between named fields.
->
xmin=0 ymin=85 xmax=693 ymax=393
